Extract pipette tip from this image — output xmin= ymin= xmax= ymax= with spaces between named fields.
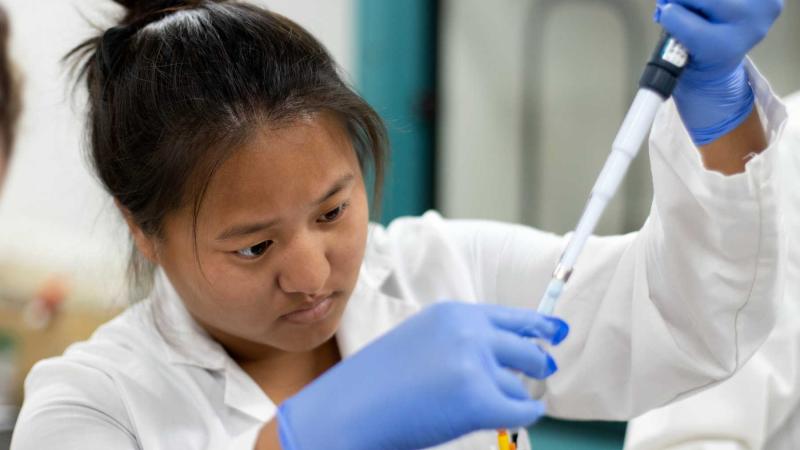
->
xmin=537 ymin=278 xmax=565 ymax=315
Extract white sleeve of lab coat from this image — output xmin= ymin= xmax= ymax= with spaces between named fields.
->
xmin=622 ymin=290 xmax=800 ymax=450
xmin=437 ymin=61 xmax=786 ymax=420
xmin=11 ymin=360 xmax=140 ymax=450
xmin=12 ymin=357 xmax=266 ymax=450
xmin=621 ymin=92 xmax=800 ymax=450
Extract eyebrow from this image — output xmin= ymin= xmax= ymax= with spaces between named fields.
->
xmin=215 ymin=174 xmax=355 ymax=241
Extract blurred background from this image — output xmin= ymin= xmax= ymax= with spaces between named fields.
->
xmin=0 ymin=0 xmax=798 ymax=448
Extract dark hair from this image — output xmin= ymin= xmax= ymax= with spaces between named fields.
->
xmin=68 ymin=0 xmax=388 ymax=294
xmin=0 ymin=5 xmax=20 ymax=160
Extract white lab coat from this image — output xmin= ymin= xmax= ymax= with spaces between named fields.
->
xmin=623 ymin=91 xmax=800 ymax=450
xmin=10 ymin=63 xmax=786 ymax=450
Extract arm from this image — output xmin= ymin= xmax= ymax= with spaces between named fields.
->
xmin=13 ymin=305 xmax=565 ymax=450
xmin=435 ymin=61 xmax=785 ymax=420
xmin=13 ymin=355 xmax=277 ymax=450
xmin=624 ymin=296 xmax=800 ymax=450
xmin=266 ymin=303 xmax=565 ymax=450
xmin=700 ymin=108 xmax=766 ymax=175
xmin=623 ymin=93 xmax=800 ymax=450
xmin=11 ymin=361 xmax=139 ymax=450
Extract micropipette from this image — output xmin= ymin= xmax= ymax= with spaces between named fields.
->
xmin=497 ymin=34 xmax=689 ymax=449
xmin=536 ymin=33 xmax=689 ymax=316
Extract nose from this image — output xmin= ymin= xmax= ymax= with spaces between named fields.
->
xmin=277 ymin=231 xmax=330 ymax=297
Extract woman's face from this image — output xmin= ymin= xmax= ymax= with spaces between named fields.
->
xmin=147 ymin=112 xmax=370 ymax=358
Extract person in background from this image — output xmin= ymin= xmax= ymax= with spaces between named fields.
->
xmin=9 ymin=1 xmax=787 ymax=449
xmin=624 ymin=91 xmax=800 ymax=450
xmin=0 ymin=1 xmax=20 ymax=446
xmin=0 ymin=5 xmax=19 ymax=189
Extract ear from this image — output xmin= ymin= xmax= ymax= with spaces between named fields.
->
xmin=115 ymin=200 xmax=160 ymax=264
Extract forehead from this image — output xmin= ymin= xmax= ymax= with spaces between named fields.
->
xmin=199 ymin=113 xmax=359 ymax=227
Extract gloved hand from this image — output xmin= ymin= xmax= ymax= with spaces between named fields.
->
xmin=654 ymin=0 xmax=783 ymax=145
xmin=277 ymin=302 xmax=569 ymax=450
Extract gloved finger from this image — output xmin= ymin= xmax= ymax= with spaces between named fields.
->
xmin=493 ymin=365 xmax=531 ymax=400
xmin=480 ymin=304 xmax=569 ymax=345
xmin=659 ymin=2 xmax=725 ymax=55
xmin=665 ymin=0 xmax=745 ymax=22
xmin=492 ymin=331 xmax=558 ymax=379
xmin=482 ymin=397 xmax=546 ymax=430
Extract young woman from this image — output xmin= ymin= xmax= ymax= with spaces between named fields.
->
xmin=11 ymin=1 xmax=786 ymax=449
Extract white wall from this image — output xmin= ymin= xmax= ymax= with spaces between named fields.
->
xmin=440 ymin=0 xmax=800 ymax=234
xmin=0 ymin=0 xmax=355 ymax=306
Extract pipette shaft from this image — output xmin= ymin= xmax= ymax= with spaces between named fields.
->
xmin=537 ymin=34 xmax=688 ymax=316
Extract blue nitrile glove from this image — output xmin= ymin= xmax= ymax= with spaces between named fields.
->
xmin=277 ymin=302 xmax=569 ymax=450
xmin=654 ymin=0 xmax=783 ymax=145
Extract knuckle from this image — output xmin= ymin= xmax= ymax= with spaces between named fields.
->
xmin=749 ymin=0 xmax=782 ymax=23
xmin=730 ymin=0 xmax=749 ymax=17
xmin=430 ymin=301 xmax=466 ymax=323
xmin=452 ymin=345 xmax=490 ymax=379
xmin=768 ymin=0 xmax=784 ymax=21
xmin=455 ymin=357 xmax=480 ymax=382
xmin=424 ymin=302 xmax=456 ymax=329
xmin=452 ymin=324 xmax=481 ymax=349
xmin=440 ymin=356 xmax=480 ymax=397
xmin=428 ymin=301 xmax=454 ymax=317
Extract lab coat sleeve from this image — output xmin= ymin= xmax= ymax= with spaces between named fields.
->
xmin=622 ymin=91 xmax=800 ymax=450
xmin=438 ymin=61 xmax=786 ymax=420
xmin=11 ymin=359 xmax=139 ymax=450
xmin=622 ymin=294 xmax=800 ymax=450
xmin=13 ymin=356 xmax=266 ymax=450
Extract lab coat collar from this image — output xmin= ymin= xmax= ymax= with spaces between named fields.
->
xmin=153 ymin=269 xmax=276 ymax=420
xmin=336 ymin=225 xmax=422 ymax=356
xmin=222 ymin=358 xmax=276 ymax=421
xmin=152 ymin=269 xmax=228 ymax=371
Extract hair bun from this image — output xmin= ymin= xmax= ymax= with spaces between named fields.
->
xmin=113 ymin=0 xmax=204 ymax=24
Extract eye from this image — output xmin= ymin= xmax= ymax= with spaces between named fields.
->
xmin=235 ymin=240 xmax=272 ymax=259
xmin=319 ymin=202 xmax=349 ymax=223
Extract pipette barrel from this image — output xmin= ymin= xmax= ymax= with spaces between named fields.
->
xmin=534 ymin=34 xmax=688 ymax=316
xmin=561 ymin=88 xmax=663 ymax=270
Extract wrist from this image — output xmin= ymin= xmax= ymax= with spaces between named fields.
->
xmin=673 ymin=63 xmax=755 ymax=146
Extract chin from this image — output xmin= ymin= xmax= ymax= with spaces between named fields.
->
xmin=271 ymin=314 xmax=343 ymax=353
xmin=276 ymin=328 xmax=338 ymax=352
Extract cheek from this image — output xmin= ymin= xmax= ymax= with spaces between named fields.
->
xmin=162 ymin=232 xmax=271 ymax=314
xmin=202 ymin=256 xmax=276 ymax=308
xmin=181 ymin=261 xmax=283 ymax=341
xmin=331 ymin=194 xmax=369 ymax=278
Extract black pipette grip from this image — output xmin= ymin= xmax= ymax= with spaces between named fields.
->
xmin=639 ymin=33 xmax=689 ymax=100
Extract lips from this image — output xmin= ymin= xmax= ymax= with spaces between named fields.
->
xmin=281 ymin=294 xmax=336 ymax=324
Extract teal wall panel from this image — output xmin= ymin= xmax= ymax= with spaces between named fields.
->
xmin=356 ymin=0 xmax=437 ymax=224
xmin=528 ymin=418 xmax=626 ymax=449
